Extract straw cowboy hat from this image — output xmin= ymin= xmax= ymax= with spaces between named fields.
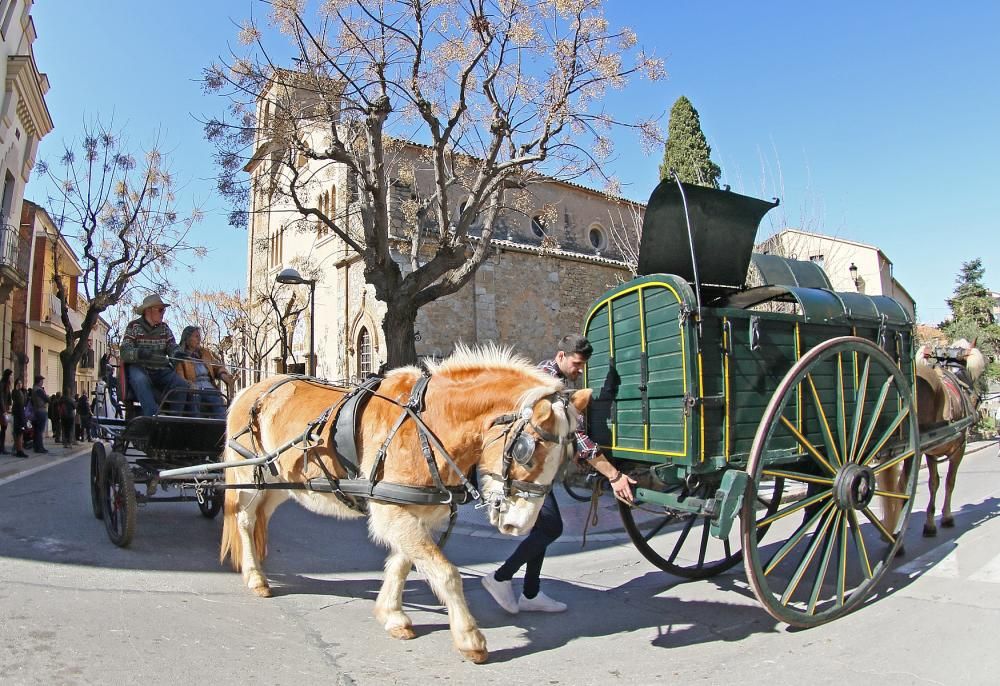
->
xmin=133 ymin=293 xmax=170 ymax=315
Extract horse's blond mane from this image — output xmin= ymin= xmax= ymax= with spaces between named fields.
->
xmin=424 ymin=343 xmax=549 ymax=381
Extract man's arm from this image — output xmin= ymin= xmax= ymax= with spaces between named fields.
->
xmin=574 ymin=430 xmax=635 ymax=502
xmin=119 ymin=321 xmax=141 ymax=364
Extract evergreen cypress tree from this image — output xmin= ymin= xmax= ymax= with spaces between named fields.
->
xmin=946 ymin=259 xmax=995 ymax=328
xmin=659 ymin=96 xmax=722 ymax=188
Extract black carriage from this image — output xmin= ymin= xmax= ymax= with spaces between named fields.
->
xmin=90 ymin=379 xmax=228 ymax=548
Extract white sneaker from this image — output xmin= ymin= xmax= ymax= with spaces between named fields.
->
xmin=481 ymin=574 xmax=519 ymax=614
xmin=518 ymin=591 xmax=567 ymax=613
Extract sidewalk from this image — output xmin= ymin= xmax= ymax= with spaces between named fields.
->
xmin=0 ymin=436 xmax=92 ymax=484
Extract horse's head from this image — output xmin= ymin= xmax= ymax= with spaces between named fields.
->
xmin=955 ymin=338 xmax=988 ymax=387
xmin=479 ymin=388 xmax=592 ymax=535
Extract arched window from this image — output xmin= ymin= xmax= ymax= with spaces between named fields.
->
xmin=588 ymin=223 xmax=607 ymax=251
xmin=357 ymin=327 xmax=374 ymax=378
xmin=317 ymin=186 xmax=336 ymax=237
xmin=531 ymin=214 xmax=546 ymax=238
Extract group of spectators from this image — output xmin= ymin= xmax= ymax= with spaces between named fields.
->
xmin=0 ymin=371 xmax=99 ymax=457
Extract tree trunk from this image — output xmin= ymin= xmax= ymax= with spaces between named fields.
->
xmin=381 ymin=301 xmax=418 ymax=369
xmin=60 ymin=354 xmax=79 ymax=399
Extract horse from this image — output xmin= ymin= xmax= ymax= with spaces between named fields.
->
xmin=219 ymin=345 xmax=589 ymax=663
xmin=914 ymin=338 xmax=987 ymax=537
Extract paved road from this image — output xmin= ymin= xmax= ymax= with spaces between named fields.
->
xmin=1 ymin=440 xmax=999 ymax=685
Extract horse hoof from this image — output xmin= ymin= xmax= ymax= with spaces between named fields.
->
xmin=942 ymin=517 xmax=955 ymax=528
xmin=922 ymin=526 xmax=937 ymax=538
xmin=251 ymin=585 xmax=273 ymax=598
xmin=388 ymin=625 xmax=416 ymax=641
xmin=461 ymin=649 xmax=489 ymax=664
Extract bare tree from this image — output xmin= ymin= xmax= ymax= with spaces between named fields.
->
xmin=36 ymin=122 xmax=205 ymax=398
xmin=206 ymin=0 xmax=664 ymax=366
xmin=605 ymin=200 xmax=643 ymax=276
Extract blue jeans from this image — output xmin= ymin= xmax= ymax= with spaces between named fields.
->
xmin=191 ymin=386 xmax=226 ymax=418
xmin=32 ymin=410 xmax=47 ymax=451
xmin=127 ymin=365 xmax=190 ymax=416
xmin=494 ymin=491 xmax=563 ymax=598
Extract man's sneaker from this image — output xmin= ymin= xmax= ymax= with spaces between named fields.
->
xmin=481 ymin=574 xmax=519 ymax=614
xmin=518 ymin=591 xmax=567 ymax=613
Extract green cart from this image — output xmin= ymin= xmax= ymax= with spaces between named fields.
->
xmin=584 ymin=180 xmax=939 ymax=626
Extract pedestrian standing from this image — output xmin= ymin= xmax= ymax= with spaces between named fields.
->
xmin=30 ymin=375 xmax=49 ymax=454
xmin=10 ymin=378 xmax=28 ymax=458
xmin=49 ymin=392 xmax=62 ymax=443
xmin=76 ymin=393 xmax=92 ymax=442
xmin=0 ymin=369 xmax=11 ymax=454
xmin=60 ymin=393 xmax=75 ymax=447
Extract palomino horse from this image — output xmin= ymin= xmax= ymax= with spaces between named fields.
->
xmin=219 ymin=346 xmax=589 ymax=663
xmin=915 ymin=339 xmax=986 ymax=537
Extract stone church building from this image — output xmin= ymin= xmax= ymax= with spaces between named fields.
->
xmin=244 ymin=89 xmax=644 ymax=381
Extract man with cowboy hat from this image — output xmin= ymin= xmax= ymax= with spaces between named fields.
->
xmin=120 ymin=293 xmax=189 ymax=416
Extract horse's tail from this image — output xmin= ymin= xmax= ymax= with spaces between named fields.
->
xmin=220 ymin=487 xmax=242 ymax=571
xmin=220 ymin=378 xmax=271 ymax=572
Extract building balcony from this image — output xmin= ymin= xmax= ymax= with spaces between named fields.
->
xmin=0 ymin=222 xmax=31 ymax=302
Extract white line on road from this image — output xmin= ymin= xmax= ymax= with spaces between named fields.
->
xmin=0 ymin=448 xmax=89 ymax=487
xmin=969 ymin=553 xmax=1000 ymax=583
xmin=894 ymin=541 xmax=960 ymax=579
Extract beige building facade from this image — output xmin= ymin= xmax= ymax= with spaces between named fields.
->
xmin=12 ymin=201 xmax=110 ymax=393
xmin=757 ymin=228 xmax=916 ymax=319
xmin=0 ymin=0 xmax=51 ymax=373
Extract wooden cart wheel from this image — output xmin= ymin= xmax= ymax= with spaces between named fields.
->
xmin=742 ymin=336 xmax=918 ymax=626
xmin=619 ymin=476 xmax=784 ymax=579
xmin=90 ymin=442 xmax=107 ymax=520
xmin=198 ymin=487 xmax=224 ymax=518
xmin=102 ymin=452 xmax=137 ymax=548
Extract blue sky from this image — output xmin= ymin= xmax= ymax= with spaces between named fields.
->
xmin=28 ymin=1 xmax=999 ymax=324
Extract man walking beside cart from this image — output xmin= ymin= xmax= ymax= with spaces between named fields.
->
xmin=120 ymin=294 xmax=189 ymax=416
xmin=481 ymin=334 xmax=636 ymax=614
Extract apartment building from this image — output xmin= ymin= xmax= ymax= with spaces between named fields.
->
xmin=0 ymin=0 xmax=52 ymax=372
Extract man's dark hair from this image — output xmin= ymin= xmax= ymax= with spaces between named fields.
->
xmin=557 ymin=334 xmax=593 ymax=359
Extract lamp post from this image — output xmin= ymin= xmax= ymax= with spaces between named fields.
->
xmin=848 ymin=262 xmax=860 ymax=291
xmin=275 ymin=267 xmax=317 ymax=376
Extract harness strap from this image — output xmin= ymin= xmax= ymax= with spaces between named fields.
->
xmin=333 ymin=376 xmax=383 ymax=478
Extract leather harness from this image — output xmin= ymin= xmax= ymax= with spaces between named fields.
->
xmin=224 ymin=372 xmax=569 ymax=511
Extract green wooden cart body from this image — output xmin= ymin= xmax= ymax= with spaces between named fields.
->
xmin=582 ymin=179 xmax=929 ymax=625
xmin=583 ymin=181 xmax=915 ymax=488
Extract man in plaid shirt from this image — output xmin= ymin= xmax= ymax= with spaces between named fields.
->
xmin=482 ymin=334 xmax=635 ymax=614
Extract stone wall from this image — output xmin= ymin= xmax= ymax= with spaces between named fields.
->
xmin=414 ymin=246 xmax=627 ymax=363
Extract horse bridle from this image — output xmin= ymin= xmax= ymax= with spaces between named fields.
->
xmin=479 ymin=392 xmax=576 ymax=505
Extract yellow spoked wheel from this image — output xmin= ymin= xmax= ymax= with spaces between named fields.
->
xmin=742 ymin=337 xmax=918 ymax=626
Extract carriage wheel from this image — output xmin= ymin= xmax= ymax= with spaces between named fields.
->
xmin=562 ymin=459 xmax=597 ymax=502
xmin=619 ymin=476 xmax=785 ymax=579
xmin=90 ymin=443 xmax=107 ymax=520
xmin=742 ymin=336 xmax=918 ymax=626
xmin=102 ymin=452 xmax=137 ymax=548
xmin=198 ymin=488 xmax=225 ymax=519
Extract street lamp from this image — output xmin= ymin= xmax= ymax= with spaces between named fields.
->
xmin=275 ymin=267 xmax=317 ymax=376
xmin=848 ymin=262 xmax=860 ymax=290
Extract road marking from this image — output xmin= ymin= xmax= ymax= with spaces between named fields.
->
xmin=969 ymin=553 xmax=1000 ymax=583
xmin=0 ymin=449 xmax=89 ymax=487
xmin=894 ymin=541 xmax=960 ymax=579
